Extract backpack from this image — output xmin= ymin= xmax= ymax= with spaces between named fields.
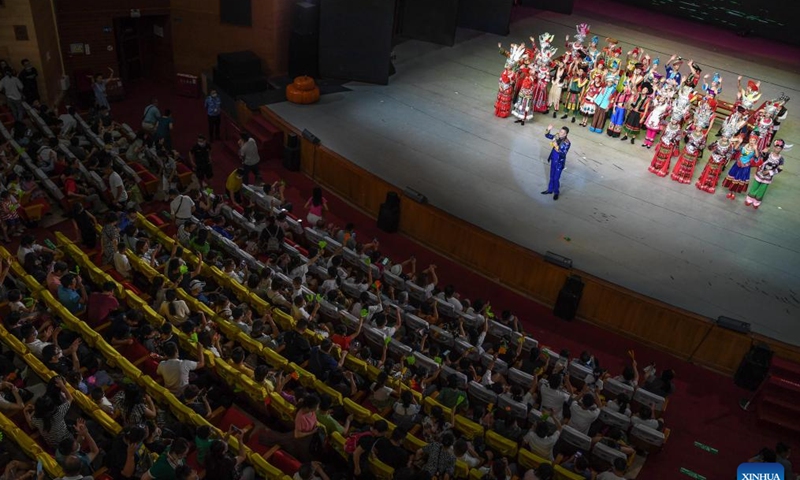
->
xmin=265 ymin=227 xmax=280 ymax=252
xmin=344 ymin=431 xmax=373 ymax=454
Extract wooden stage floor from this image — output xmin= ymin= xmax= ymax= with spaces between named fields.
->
xmin=267 ymin=7 xmax=800 ymax=345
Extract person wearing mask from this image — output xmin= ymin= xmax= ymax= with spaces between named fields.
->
xmin=205 ymin=89 xmax=222 ymax=141
xmin=141 ymin=437 xmax=190 ymax=480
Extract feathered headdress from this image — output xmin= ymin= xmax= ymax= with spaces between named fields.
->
xmin=591 ymin=35 xmax=599 ymax=45
xmin=539 ymin=32 xmax=555 ymax=47
xmin=711 ymin=72 xmax=721 ymax=84
xmin=693 ymin=102 xmax=714 ymax=130
xmin=575 ymin=23 xmax=590 ymax=43
xmin=720 ymin=116 xmax=739 ymax=139
xmin=747 ymin=80 xmax=759 ymax=92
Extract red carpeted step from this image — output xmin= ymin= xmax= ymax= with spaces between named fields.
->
xmin=771 ymin=357 xmax=800 ymax=384
xmin=759 ymin=396 xmax=800 ymax=416
xmin=756 ymin=408 xmax=800 ymax=434
xmin=760 ymin=375 xmax=800 ymax=403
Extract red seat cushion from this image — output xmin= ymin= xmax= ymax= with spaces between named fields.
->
xmin=270 ymin=449 xmax=301 ymax=475
xmin=213 ymin=406 xmax=252 ymax=432
xmin=146 ymin=214 xmax=165 ymax=226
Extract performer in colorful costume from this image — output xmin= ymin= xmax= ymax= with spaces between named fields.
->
xmin=722 ymin=134 xmax=760 ymax=200
xmin=620 ymin=82 xmax=652 ymax=144
xmin=671 ymin=128 xmax=706 ymax=183
xmin=548 ymin=61 xmax=567 ymax=118
xmin=589 ymin=74 xmax=618 ymax=133
xmin=531 ymin=33 xmax=557 ymax=113
xmin=648 ymin=116 xmax=682 ymax=176
xmin=745 ymin=139 xmax=786 ymax=209
xmin=561 ymin=68 xmax=588 ymax=123
xmin=641 ymin=97 xmax=670 ymax=148
xmin=495 ymin=44 xmax=524 ymax=118
xmin=512 ymin=71 xmax=535 ymax=125
xmin=696 ymin=125 xmax=738 ymax=193
xmin=736 ymin=76 xmax=761 ymax=113
xmin=607 ymin=83 xmax=632 ymax=137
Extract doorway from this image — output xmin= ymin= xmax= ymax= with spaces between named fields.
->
xmin=114 ymin=15 xmax=173 ymax=83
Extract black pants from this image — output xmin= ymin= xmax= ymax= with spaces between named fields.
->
xmin=208 ymin=115 xmax=221 ymax=141
xmin=242 ymin=163 xmax=261 ymax=185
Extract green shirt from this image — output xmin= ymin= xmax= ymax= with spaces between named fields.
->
xmin=189 ymin=239 xmax=210 ymax=256
xmin=147 ymin=447 xmax=184 ymax=480
xmin=437 ymin=388 xmax=469 ymax=410
xmin=317 ymin=411 xmax=344 ymax=436
xmin=195 ymin=436 xmax=214 ymax=465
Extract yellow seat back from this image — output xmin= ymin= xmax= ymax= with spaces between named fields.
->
xmin=485 ymin=430 xmax=519 ymax=458
xmin=454 ymin=414 xmax=484 ymax=440
xmin=368 ymin=454 xmax=395 ymax=480
xmin=518 ymin=447 xmax=551 ymax=472
xmin=344 ymin=398 xmax=373 ymax=424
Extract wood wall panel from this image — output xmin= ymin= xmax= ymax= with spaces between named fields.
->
xmin=257 ymin=107 xmax=800 ymax=375
xmin=54 ymin=0 xmax=170 ymax=77
xmin=29 ymin=0 xmax=64 ymax=104
xmin=171 ymin=0 xmax=294 ymax=77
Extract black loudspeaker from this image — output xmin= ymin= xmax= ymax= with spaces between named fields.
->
xmin=377 ymin=191 xmax=401 ymax=233
xmin=293 ymin=1 xmax=320 ymax=36
xmin=288 ymin=31 xmax=319 ymax=79
xmin=220 ymin=0 xmax=253 ymax=26
xmin=287 ymin=132 xmax=299 ymax=148
xmin=401 ymin=0 xmax=459 ymax=46
xmin=554 ymin=275 xmax=583 ymax=321
xmin=319 ymin=0 xmax=395 ymax=84
xmin=283 ymin=133 xmax=301 ymax=171
xmin=734 ymin=344 xmax=773 ymax=391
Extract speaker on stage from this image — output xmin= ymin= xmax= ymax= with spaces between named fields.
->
xmin=377 ymin=191 xmax=401 ymax=233
xmin=283 ymin=133 xmax=300 ymax=171
xmin=734 ymin=344 xmax=773 ymax=391
xmin=554 ymin=275 xmax=583 ymax=320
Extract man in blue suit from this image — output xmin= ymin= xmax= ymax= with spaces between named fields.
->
xmin=541 ymin=125 xmax=571 ymax=200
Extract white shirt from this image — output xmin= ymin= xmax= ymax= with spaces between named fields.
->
xmin=538 ymin=379 xmax=570 ymax=419
xmin=568 ymin=402 xmax=600 ymax=434
xmin=446 ymin=296 xmax=463 ymax=312
xmin=157 ymin=358 xmax=198 ymax=393
xmin=18 ymin=243 xmax=43 ymax=263
xmin=320 ymin=278 xmax=339 ymax=294
xmin=113 ymin=251 xmax=132 ymax=278
xmin=59 ymin=114 xmax=77 ymax=135
xmin=26 ymin=339 xmax=51 ymax=358
xmin=597 ymin=473 xmax=625 ymax=480
xmin=523 ymin=429 xmax=559 ymax=461
xmin=0 ymin=76 xmax=24 ymax=100
xmin=170 ymin=195 xmax=195 ymax=220
xmin=240 ymin=138 xmax=260 ymax=165
xmin=108 ymin=171 xmax=128 ymax=202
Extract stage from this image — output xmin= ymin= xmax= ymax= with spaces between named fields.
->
xmin=267 ymin=4 xmax=800 ymax=345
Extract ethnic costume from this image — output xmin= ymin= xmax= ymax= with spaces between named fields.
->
xmin=580 ymin=78 xmax=603 ymax=126
xmin=512 ymin=74 xmax=535 ymax=124
xmin=590 ymin=77 xmax=617 ymax=133
xmin=648 ymin=120 xmax=681 ymax=176
xmin=696 ymin=137 xmax=736 ymax=193
xmin=620 ymin=84 xmax=652 ymax=143
xmin=745 ymin=141 xmax=786 ymax=209
xmin=607 ymin=89 xmax=632 ymax=137
xmin=642 ymin=101 xmax=669 ymax=148
xmin=531 ymin=33 xmax=557 ymax=113
xmin=495 ymin=70 xmax=515 ymax=118
xmin=671 ymin=129 xmax=706 ymax=183
xmin=562 ymin=75 xmax=588 ymax=121
xmin=547 ymin=68 xmax=566 ymax=117
xmin=722 ymin=139 xmax=759 ymax=198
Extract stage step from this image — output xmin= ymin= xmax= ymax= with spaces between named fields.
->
xmin=756 ymin=408 xmax=800 ymax=435
xmin=759 ymin=395 xmax=800 ymax=416
xmin=771 ymin=357 xmax=800 ymax=384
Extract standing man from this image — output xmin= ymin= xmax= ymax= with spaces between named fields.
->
xmin=141 ymin=97 xmax=161 ymax=133
xmin=238 ymin=131 xmax=261 ymax=185
xmin=189 ymin=134 xmax=213 ymax=188
xmin=91 ymin=68 xmax=115 ymax=111
xmin=18 ymin=59 xmax=39 ymax=103
xmin=541 ymin=124 xmax=571 ymax=201
xmin=104 ymin=162 xmax=129 ymax=209
xmin=169 ymin=188 xmax=196 ymax=226
xmin=0 ymin=68 xmax=25 ymax=121
xmin=204 ymin=89 xmax=222 ymax=142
